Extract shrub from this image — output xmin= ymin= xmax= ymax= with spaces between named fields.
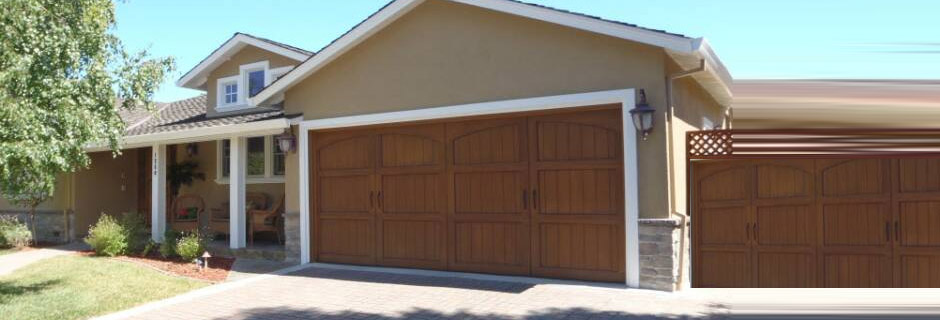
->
xmin=175 ymin=232 xmax=205 ymax=262
xmin=140 ymin=239 xmax=156 ymax=257
xmin=159 ymin=229 xmax=181 ymax=258
xmin=85 ymin=215 xmax=127 ymax=256
xmin=0 ymin=215 xmax=32 ymax=248
xmin=119 ymin=213 xmax=147 ymax=254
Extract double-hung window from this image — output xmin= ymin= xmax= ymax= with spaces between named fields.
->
xmin=218 ymin=135 xmax=286 ymax=183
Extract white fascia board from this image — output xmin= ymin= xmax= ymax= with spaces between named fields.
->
xmin=249 ymin=0 xmax=427 ymax=105
xmin=449 ymin=0 xmax=694 ymax=52
xmin=85 ymin=118 xmax=291 ymax=152
xmin=692 ymin=38 xmax=733 ymax=90
xmin=177 ymin=34 xmax=311 ymax=89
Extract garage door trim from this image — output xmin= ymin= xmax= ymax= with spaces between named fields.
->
xmin=297 ymin=88 xmax=641 ymax=286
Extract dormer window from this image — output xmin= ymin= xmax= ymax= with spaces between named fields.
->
xmin=215 ymin=60 xmax=294 ymax=112
xmin=223 ymin=83 xmax=238 ymax=104
xmin=248 ymin=70 xmax=265 ymax=97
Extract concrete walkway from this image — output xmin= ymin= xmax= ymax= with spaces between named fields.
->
xmin=225 ymin=258 xmax=297 ymax=282
xmin=0 ymin=242 xmax=88 ymax=276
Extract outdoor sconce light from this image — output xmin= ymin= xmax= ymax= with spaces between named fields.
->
xmin=186 ymin=143 xmax=199 ymax=157
xmin=276 ymin=131 xmax=296 ymax=153
xmin=629 ymin=89 xmax=655 ymax=140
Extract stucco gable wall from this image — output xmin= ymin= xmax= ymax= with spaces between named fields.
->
xmin=206 ymin=46 xmax=299 ymax=117
xmin=283 ymin=0 xmax=679 ymax=218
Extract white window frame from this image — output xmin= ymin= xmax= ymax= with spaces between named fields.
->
xmin=216 ymin=75 xmax=240 ymax=109
xmin=216 ymin=135 xmax=285 ymax=184
xmin=214 ymin=61 xmax=294 ymax=112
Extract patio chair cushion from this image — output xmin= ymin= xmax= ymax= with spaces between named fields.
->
xmin=176 ymin=207 xmax=198 ymax=221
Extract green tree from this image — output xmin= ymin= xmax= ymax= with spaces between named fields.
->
xmin=0 ymin=0 xmax=174 ymax=242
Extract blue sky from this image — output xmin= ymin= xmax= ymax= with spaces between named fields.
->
xmin=114 ymin=0 xmax=940 ymax=102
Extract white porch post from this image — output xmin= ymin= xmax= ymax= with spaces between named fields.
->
xmin=229 ymin=136 xmax=247 ymax=248
xmin=151 ymin=144 xmax=167 ymax=242
xmin=622 ymin=89 xmax=641 ymax=288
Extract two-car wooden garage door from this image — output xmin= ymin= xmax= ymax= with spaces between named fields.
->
xmin=693 ymin=158 xmax=940 ymax=287
xmin=310 ymin=107 xmax=625 ymax=282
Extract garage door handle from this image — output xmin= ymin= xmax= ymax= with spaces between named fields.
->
xmin=378 ymin=191 xmax=384 ymax=209
xmin=752 ymin=224 xmax=758 ymax=241
xmin=522 ymin=190 xmax=527 ymax=209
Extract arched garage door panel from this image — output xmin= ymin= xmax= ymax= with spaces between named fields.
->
xmin=311 ymin=107 xmax=625 ymax=282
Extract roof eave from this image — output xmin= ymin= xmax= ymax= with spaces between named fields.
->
xmin=85 ymin=116 xmax=292 ymax=152
xmin=665 ymin=38 xmax=734 ymax=108
xmin=176 ymin=33 xmax=313 ymax=90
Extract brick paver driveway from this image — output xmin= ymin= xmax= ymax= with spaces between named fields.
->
xmin=112 ymin=264 xmax=720 ymax=320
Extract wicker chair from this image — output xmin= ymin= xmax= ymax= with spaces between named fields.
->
xmin=249 ymin=194 xmax=285 ymax=245
xmin=170 ymin=194 xmax=205 ymax=232
xmin=209 ymin=192 xmax=268 ymax=237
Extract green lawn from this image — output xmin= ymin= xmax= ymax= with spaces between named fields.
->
xmin=0 ymin=255 xmax=208 ymax=320
xmin=0 ymin=248 xmax=18 ymax=256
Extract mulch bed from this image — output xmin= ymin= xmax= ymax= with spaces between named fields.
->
xmin=86 ymin=251 xmax=236 ymax=283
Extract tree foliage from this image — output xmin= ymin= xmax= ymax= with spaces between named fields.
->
xmin=0 ymin=0 xmax=174 ymax=212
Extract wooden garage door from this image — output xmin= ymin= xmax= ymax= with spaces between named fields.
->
xmin=312 ymin=107 xmax=625 ymax=282
xmin=693 ymin=158 xmax=940 ymax=288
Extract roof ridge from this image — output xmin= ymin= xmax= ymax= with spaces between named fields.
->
xmin=235 ymin=32 xmax=315 ymax=56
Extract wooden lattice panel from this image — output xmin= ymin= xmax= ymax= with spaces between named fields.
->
xmin=688 ymin=130 xmax=732 ymax=158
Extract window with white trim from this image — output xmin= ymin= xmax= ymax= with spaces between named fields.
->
xmin=215 ymin=60 xmax=294 ymax=112
xmin=247 ymin=69 xmax=265 ymax=97
xmin=217 ymin=76 xmax=239 ymax=108
xmin=218 ymin=135 xmax=285 ymax=184
xmin=215 ymin=61 xmax=294 ymax=112
xmin=224 ymin=83 xmax=238 ymax=104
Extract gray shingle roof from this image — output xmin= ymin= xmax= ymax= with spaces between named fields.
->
xmin=122 ymin=95 xmax=287 ymax=137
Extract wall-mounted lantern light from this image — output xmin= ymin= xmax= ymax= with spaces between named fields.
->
xmin=186 ymin=143 xmax=199 ymax=157
xmin=629 ymin=89 xmax=655 ymax=140
xmin=276 ymin=131 xmax=296 ymax=153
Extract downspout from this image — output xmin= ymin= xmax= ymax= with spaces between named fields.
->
xmin=664 ymin=59 xmax=706 ymax=290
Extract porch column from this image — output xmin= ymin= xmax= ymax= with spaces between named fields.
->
xmin=229 ymin=136 xmax=247 ymax=248
xmin=151 ymin=144 xmax=167 ymax=242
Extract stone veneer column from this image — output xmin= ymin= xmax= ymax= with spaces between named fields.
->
xmin=282 ymin=211 xmax=301 ymax=262
xmin=638 ymin=218 xmax=689 ymax=291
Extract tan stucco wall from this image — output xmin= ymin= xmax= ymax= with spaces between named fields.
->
xmin=284 ymin=126 xmax=300 ymax=215
xmin=666 ymin=57 xmax=726 ymax=216
xmin=73 ymin=150 xmax=140 ymax=236
xmin=0 ymin=174 xmax=71 ymax=212
xmin=284 ymin=0 xmax=675 ymax=218
xmin=206 ymin=46 xmax=300 ymax=117
xmin=175 ymin=141 xmax=285 ymax=214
